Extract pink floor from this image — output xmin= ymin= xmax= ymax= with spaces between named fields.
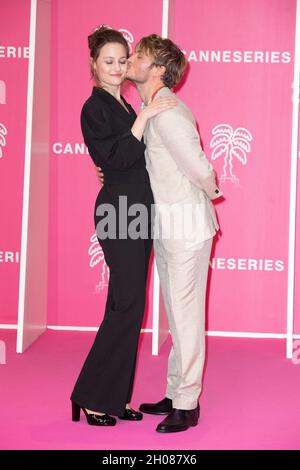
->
xmin=0 ymin=329 xmax=299 ymax=450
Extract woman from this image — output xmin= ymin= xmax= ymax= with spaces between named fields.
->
xmin=70 ymin=26 xmax=176 ymax=426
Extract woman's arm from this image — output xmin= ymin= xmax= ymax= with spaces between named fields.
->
xmin=131 ymin=96 xmax=177 ymax=141
xmin=89 ymin=95 xmax=178 ymax=184
xmin=81 ymin=102 xmax=146 ymax=170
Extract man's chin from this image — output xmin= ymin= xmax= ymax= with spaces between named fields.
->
xmin=125 ymin=73 xmax=136 ymax=82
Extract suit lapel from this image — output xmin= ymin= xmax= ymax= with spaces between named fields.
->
xmin=92 ymin=86 xmax=135 ymax=124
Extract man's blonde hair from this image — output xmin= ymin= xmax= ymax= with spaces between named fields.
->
xmin=136 ymin=34 xmax=186 ymax=88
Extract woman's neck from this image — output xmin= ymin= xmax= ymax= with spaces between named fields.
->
xmin=98 ymin=84 xmax=122 ymax=100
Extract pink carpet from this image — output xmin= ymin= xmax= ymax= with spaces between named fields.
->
xmin=0 ymin=329 xmax=299 ymax=450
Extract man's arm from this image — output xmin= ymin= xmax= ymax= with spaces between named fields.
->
xmin=154 ymin=109 xmax=223 ymax=200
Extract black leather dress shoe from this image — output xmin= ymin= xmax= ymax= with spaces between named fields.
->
xmin=118 ymin=408 xmax=143 ymax=421
xmin=156 ymin=403 xmax=200 ymax=433
xmin=139 ymin=397 xmax=173 ymax=415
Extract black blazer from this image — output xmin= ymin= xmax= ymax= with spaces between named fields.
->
xmin=81 ymin=86 xmax=150 ymax=183
xmin=81 ymin=86 xmax=154 ymax=228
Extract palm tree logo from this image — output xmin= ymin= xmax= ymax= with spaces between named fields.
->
xmin=0 ymin=123 xmax=7 ymax=159
xmin=210 ymin=124 xmax=252 ymax=185
xmin=118 ymin=29 xmax=134 ymax=53
xmin=88 ymin=233 xmax=109 ymax=292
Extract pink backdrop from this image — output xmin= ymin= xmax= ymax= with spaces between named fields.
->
xmin=47 ymin=0 xmax=163 ymax=328
xmin=172 ymin=0 xmax=297 ymax=334
xmin=294 ymin=112 xmax=300 ymax=334
xmin=0 ymin=0 xmax=30 ymax=324
xmin=0 ymin=0 xmax=299 ymax=337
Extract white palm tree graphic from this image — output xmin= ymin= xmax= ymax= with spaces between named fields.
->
xmin=88 ymin=233 xmax=109 ymax=291
xmin=210 ymin=124 xmax=252 ymax=185
xmin=118 ymin=29 xmax=134 ymax=53
xmin=0 ymin=123 xmax=7 ymax=158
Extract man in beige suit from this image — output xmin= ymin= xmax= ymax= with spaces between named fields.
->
xmin=97 ymin=34 xmax=223 ymax=433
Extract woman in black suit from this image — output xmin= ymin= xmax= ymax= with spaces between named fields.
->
xmin=70 ymin=26 xmax=176 ymax=426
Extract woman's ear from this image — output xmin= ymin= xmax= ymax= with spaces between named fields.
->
xmin=90 ymin=58 xmax=96 ymax=71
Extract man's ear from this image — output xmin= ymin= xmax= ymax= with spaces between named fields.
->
xmin=155 ymin=64 xmax=166 ymax=79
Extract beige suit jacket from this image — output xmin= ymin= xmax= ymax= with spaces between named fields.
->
xmin=142 ymin=87 xmax=222 ymax=251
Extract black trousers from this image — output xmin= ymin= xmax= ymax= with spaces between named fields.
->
xmin=71 ymin=183 xmax=154 ymax=416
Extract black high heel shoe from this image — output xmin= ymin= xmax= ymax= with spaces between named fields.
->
xmin=71 ymin=401 xmax=116 ymax=426
xmin=118 ymin=407 xmax=143 ymax=421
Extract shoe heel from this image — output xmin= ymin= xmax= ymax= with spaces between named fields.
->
xmin=72 ymin=401 xmax=80 ymax=421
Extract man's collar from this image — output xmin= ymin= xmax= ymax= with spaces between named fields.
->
xmin=142 ymin=86 xmax=173 ymax=107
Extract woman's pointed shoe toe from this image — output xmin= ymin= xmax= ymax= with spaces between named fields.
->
xmin=118 ymin=408 xmax=143 ymax=421
xmin=71 ymin=401 xmax=116 ymax=426
xmin=85 ymin=411 xmax=117 ymax=426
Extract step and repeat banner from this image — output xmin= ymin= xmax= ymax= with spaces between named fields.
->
xmin=172 ymin=0 xmax=298 ymax=334
xmin=0 ymin=0 xmax=299 ymax=336
xmin=0 ymin=0 xmax=30 ymax=325
xmin=47 ymin=0 xmax=163 ymax=328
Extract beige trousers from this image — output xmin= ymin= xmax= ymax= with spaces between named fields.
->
xmin=154 ymin=236 xmax=213 ymax=410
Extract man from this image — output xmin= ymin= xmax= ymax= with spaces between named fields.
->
xmin=96 ymin=34 xmax=223 ymax=433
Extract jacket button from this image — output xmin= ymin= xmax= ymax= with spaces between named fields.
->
xmin=215 ymin=189 xmax=219 ymax=194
